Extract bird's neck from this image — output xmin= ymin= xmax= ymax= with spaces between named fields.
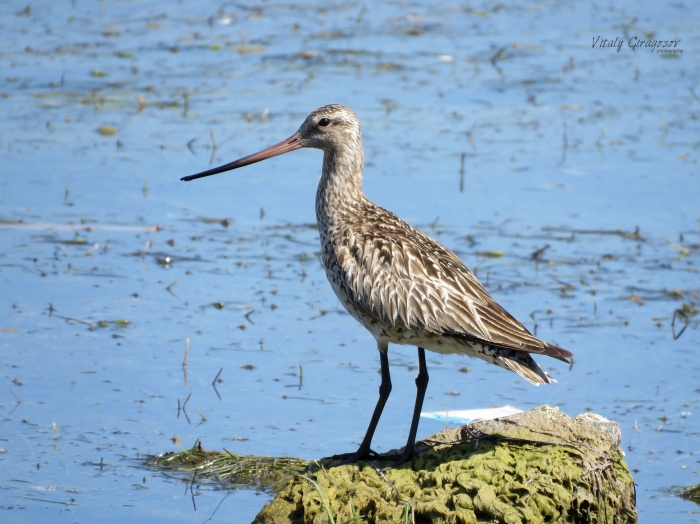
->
xmin=315 ymin=145 xmax=366 ymax=226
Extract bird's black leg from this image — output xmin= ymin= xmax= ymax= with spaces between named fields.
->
xmin=330 ymin=346 xmax=392 ymax=464
xmin=385 ymin=346 xmax=429 ymax=469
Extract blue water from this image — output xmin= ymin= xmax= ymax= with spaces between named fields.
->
xmin=1 ymin=0 xmax=699 ymax=521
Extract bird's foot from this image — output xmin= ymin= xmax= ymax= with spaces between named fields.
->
xmin=326 ymin=447 xmax=380 ymax=466
xmin=324 ymin=443 xmax=426 ymax=469
xmin=377 ymin=444 xmax=422 ymax=471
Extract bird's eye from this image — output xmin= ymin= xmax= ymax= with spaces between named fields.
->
xmin=318 ymin=118 xmax=331 ymax=127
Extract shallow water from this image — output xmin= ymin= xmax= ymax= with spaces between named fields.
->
xmin=1 ymin=0 xmax=699 ymax=521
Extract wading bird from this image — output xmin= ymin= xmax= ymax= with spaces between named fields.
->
xmin=182 ymin=104 xmax=573 ymax=468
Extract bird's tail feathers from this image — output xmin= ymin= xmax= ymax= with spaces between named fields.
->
xmin=496 ymin=350 xmax=554 ymax=385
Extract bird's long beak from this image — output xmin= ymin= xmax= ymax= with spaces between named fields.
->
xmin=181 ymin=132 xmax=303 ymax=182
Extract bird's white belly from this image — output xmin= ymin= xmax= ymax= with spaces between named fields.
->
xmin=377 ymin=325 xmax=499 ymax=365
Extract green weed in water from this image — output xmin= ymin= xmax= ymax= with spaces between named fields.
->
xmin=148 ymin=440 xmax=309 ymax=492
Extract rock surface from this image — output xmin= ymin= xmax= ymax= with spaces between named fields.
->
xmin=253 ymin=405 xmax=637 ymax=524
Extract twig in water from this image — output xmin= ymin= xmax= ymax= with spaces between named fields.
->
xmin=489 ymin=46 xmax=505 ymax=78
xmin=203 ymin=491 xmax=231 ymax=523
xmin=281 ymin=395 xmax=326 ymax=402
xmin=560 ymin=120 xmax=568 ymax=164
xmin=178 ymin=393 xmax=192 ymax=423
xmin=182 ymin=338 xmax=190 ymax=389
xmin=52 ymin=422 xmax=60 ymax=453
xmin=306 ymin=302 xmax=327 ymax=320
xmin=9 ymin=388 xmax=21 ymax=403
xmin=672 ymin=302 xmax=698 ymax=340
xmin=541 ymin=225 xmax=643 ymax=241
xmin=212 ymin=368 xmax=223 ymax=400
xmin=660 ymin=120 xmax=668 ymax=145
xmin=355 ymin=5 xmax=365 ymax=23
xmin=173 ymin=435 xmax=186 ymax=452
xmin=595 ymin=129 xmax=606 ymax=160
xmin=244 ymin=310 xmax=255 ymax=325
xmin=49 ymin=493 xmax=77 ymax=515
xmin=182 ymin=91 xmax=189 ymax=118
xmin=690 ymin=86 xmax=700 ymax=102
xmin=623 ymin=17 xmax=637 ymax=41
xmin=187 ymin=137 xmax=197 ymax=156
xmin=190 ymin=470 xmax=198 ymax=511
xmin=531 ymin=244 xmax=550 ymax=260
xmin=553 ymin=278 xmax=576 ymax=292
xmin=51 ymin=313 xmax=94 ymax=329
xmin=166 ymin=279 xmax=180 ymax=298
xmin=209 ymin=132 xmax=218 ymax=165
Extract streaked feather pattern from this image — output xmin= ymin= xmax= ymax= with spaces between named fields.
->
xmin=184 ymin=103 xmax=573 ymax=465
xmin=309 ymin=104 xmax=572 ymax=386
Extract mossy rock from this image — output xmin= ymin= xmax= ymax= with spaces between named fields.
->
xmin=253 ymin=406 xmax=636 ymax=524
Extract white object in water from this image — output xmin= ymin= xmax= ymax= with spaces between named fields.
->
xmin=421 ymin=405 xmax=523 ymax=424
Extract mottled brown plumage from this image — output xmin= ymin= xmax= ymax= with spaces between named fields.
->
xmin=309 ymin=105 xmax=571 ymax=381
xmin=183 ymin=103 xmax=573 ymax=467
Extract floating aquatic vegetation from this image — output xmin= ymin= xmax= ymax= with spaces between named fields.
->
xmin=97 ymin=125 xmax=116 ymax=136
xmin=476 ymin=250 xmax=506 ymax=258
xmin=147 ymin=440 xmax=309 ymax=492
xmin=681 ymin=484 xmax=700 ymax=504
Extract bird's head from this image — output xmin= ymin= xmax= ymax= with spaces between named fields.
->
xmin=296 ymin=104 xmax=361 ymax=153
xmin=181 ymin=104 xmax=361 ymax=182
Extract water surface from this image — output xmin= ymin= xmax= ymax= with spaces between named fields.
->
xmin=1 ymin=0 xmax=699 ymax=521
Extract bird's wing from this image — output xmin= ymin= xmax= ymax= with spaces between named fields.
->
xmin=335 ymin=207 xmax=572 ymax=362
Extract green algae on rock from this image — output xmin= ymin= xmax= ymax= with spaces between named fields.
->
xmin=254 ymin=406 xmax=636 ymax=524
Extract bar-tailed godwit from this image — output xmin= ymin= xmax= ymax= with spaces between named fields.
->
xmin=182 ymin=104 xmax=573 ymax=468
